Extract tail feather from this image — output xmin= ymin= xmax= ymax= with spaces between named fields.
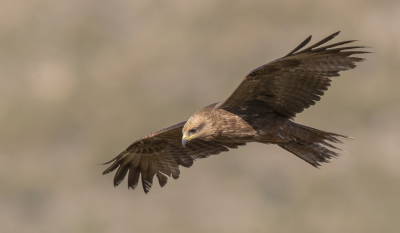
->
xmin=279 ymin=122 xmax=350 ymax=167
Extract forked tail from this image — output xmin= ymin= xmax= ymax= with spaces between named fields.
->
xmin=279 ymin=122 xmax=351 ymax=167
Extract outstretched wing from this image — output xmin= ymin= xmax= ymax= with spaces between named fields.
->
xmin=102 ymin=121 xmax=245 ymax=193
xmin=217 ymin=31 xmax=369 ymax=119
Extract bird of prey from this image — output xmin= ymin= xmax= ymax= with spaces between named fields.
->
xmin=102 ymin=31 xmax=368 ymax=193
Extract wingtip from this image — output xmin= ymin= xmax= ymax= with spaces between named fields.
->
xmin=102 ymin=164 xmax=117 ymax=175
xmin=128 ymin=183 xmax=138 ymax=190
xmin=332 ymin=31 xmax=341 ymax=37
xmin=97 ymin=158 xmax=117 ymax=166
xmin=113 ymin=180 xmax=122 ymax=187
xmin=143 ymin=188 xmax=150 ymax=194
xmin=285 ymin=34 xmax=313 ymax=57
xmin=305 ymin=35 xmax=312 ymax=44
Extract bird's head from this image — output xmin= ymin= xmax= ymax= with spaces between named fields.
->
xmin=182 ymin=109 xmax=215 ymax=147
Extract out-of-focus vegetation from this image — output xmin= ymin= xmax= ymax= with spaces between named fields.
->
xmin=1 ymin=0 xmax=399 ymax=232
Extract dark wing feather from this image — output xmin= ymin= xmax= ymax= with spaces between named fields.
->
xmin=217 ymin=31 xmax=369 ymax=119
xmin=102 ymin=121 xmax=245 ymax=193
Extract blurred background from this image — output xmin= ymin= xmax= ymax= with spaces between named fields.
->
xmin=1 ymin=0 xmax=399 ymax=232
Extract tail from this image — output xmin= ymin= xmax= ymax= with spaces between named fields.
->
xmin=278 ymin=122 xmax=351 ymax=167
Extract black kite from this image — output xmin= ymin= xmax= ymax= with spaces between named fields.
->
xmin=102 ymin=32 xmax=369 ymax=193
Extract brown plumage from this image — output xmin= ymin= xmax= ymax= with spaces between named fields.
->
xmin=102 ymin=31 xmax=369 ymax=193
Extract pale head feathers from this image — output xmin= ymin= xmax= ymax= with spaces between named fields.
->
xmin=182 ymin=103 xmax=218 ymax=142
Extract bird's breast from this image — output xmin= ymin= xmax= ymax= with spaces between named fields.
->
xmin=210 ymin=109 xmax=258 ymax=141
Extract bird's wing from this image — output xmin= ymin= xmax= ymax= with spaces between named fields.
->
xmin=217 ymin=31 xmax=369 ymax=119
xmin=102 ymin=121 xmax=245 ymax=193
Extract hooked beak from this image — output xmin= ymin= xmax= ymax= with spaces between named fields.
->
xmin=182 ymin=138 xmax=188 ymax=147
xmin=182 ymin=133 xmax=194 ymax=147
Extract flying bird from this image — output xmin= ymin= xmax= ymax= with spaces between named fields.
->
xmin=102 ymin=31 xmax=369 ymax=193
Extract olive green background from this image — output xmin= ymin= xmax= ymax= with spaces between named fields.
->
xmin=1 ymin=0 xmax=399 ymax=232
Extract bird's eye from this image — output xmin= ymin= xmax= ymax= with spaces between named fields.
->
xmin=189 ymin=128 xmax=197 ymax=134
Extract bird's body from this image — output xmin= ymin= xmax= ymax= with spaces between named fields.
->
xmin=102 ymin=32 xmax=369 ymax=193
xmin=187 ymin=104 xmax=285 ymax=144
